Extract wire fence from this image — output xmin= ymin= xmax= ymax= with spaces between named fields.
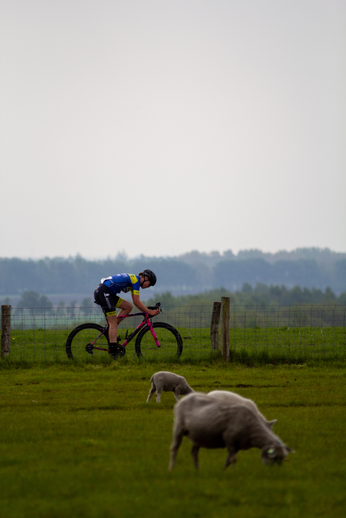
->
xmin=1 ymin=304 xmax=345 ymax=363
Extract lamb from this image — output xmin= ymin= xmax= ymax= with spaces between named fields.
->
xmin=208 ymin=390 xmax=277 ymax=429
xmin=146 ymin=371 xmax=194 ymax=403
xmin=169 ymin=392 xmax=293 ymax=470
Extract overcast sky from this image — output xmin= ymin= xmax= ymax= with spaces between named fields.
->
xmin=0 ymin=0 xmax=345 ymax=260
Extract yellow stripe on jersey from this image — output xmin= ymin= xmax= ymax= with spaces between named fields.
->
xmin=132 ymin=290 xmax=139 ymax=296
xmin=129 ymin=274 xmax=138 ymax=284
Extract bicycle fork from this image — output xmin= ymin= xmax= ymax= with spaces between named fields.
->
xmin=121 ymin=318 xmax=161 ymax=348
xmin=145 ymin=319 xmax=161 ymax=348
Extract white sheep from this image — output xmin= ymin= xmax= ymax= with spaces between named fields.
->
xmin=208 ymin=390 xmax=277 ymax=429
xmin=169 ymin=392 xmax=293 ymax=470
xmin=146 ymin=371 xmax=194 ymax=403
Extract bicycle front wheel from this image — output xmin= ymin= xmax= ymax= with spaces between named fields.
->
xmin=66 ymin=323 xmax=109 ymax=360
xmin=135 ymin=322 xmax=183 ymax=359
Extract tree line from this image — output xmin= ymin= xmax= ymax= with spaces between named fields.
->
xmin=3 ymin=283 xmax=346 ymax=312
xmin=0 ymin=248 xmax=345 ymax=297
xmin=146 ymin=284 xmax=346 ymax=308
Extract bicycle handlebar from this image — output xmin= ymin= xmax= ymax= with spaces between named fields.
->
xmin=147 ymin=302 xmax=162 ymax=312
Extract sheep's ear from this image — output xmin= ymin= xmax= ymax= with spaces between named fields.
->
xmin=267 ymin=419 xmax=277 ymax=428
xmin=285 ymin=446 xmax=295 ymax=454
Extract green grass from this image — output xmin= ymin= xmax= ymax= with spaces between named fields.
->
xmin=3 ymin=325 xmax=346 ymax=363
xmin=0 ymin=362 xmax=345 ymax=517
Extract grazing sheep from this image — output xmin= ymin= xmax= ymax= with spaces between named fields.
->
xmin=146 ymin=371 xmax=194 ymax=403
xmin=169 ymin=392 xmax=293 ymax=470
xmin=208 ymin=390 xmax=277 ymax=429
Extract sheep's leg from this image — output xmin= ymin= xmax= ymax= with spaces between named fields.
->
xmin=156 ymin=388 xmax=162 ymax=403
xmin=169 ymin=430 xmax=184 ymax=470
xmin=173 ymin=389 xmax=180 ymax=402
xmin=191 ymin=444 xmax=200 ymax=469
xmin=146 ymin=384 xmax=156 ymax=403
xmin=224 ymin=448 xmax=237 ymax=469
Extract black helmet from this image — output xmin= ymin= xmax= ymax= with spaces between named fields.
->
xmin=142 ymin=269 xmax=157 ymax=286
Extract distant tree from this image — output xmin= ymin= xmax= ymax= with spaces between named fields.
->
xmin=68 ymin=300 xmax=77 ymax=319
xmin=237 ymin=249 xmax=264 ymax=260
xmin=213 ymin=259 xmax=272 ymax=291
xmin=334 ymin=260 xmax=346 ymax=292
xmin=80 ymin=297 xmax=93 ymax=316
xmin=222 ymin=250 xmax=236 ymax=260
xmin=17 ymin=291 xmax=53 ymax=313
xmin=324 ymin=287 xmax=336 ymax=301
xmin=145 ymin=288 xmax=236 ymax=310
xmin=56 ymin=300 xmax=66 ymax=316
xmin=152 ymin=291 xmax=177 ymax=308
xmin=269 ymin=285 xmax=285 ymax=299
xmin=2 ymin=250 xmax=346 ymax=299
xmin=131 ymin=258 xmax=199 ymax=292
xmin=81 ymin=297 xmax=93 ymax=307
xmin=337 ymin=291 xmax=346 ymax=305
xmin=242 ymin=283 xmax=253 ymax=294
xmin=147 ymin=284 xmax=342 ymax=308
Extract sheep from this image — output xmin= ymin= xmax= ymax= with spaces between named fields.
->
xmin=169 ymin=392 xmax=293 ymax=470
xmin=146 ymin=371 xmax=194 ymax=403
xmin=208 ymin=390 xmax=277 ymax=429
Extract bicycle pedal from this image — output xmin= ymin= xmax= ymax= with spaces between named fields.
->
xmin=116 ymin=344 xmax=126 ymax=357
xmin=85 ymin=343 xmax=94 ymax=355
xmin=110 ymin=344 xmax=126 ymax=359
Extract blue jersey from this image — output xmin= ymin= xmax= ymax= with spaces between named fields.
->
xmin=101 ymin=273 xmax=141 ymax=296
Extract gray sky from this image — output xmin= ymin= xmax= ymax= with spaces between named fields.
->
xmin=1 ymin=0 xmax=345 ymax=260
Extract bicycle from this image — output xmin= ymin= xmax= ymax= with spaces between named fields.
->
xmin=65 ymin=302 xmax=183 ymax=360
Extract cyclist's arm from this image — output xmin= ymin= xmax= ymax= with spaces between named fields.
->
xmin=131 ymin=293 xmax=159 ymax=316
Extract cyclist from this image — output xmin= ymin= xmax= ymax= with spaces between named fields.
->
xmin=94 ymin=269 xmax=159 ymax=357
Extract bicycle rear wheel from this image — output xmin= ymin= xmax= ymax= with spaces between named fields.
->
xmin=135 ymin=322 xmax=183 ymax=359
xmin=66 ymin=323 xmax=109 ymax=360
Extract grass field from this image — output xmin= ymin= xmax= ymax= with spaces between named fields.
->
xmin=0 ymin=360 xmax=345 ymax=518
xmin=4 ymin=325 xmax=346 ymax=363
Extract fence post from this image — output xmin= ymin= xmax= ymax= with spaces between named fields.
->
xmin=1 ymin=305 xmax=11 ymax=359
xmin=220 ymin=297 xmax=230 ymax=361
xmin=210 ymin=301 xmax=221 ymax=350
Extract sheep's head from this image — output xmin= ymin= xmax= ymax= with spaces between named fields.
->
xmin=266 ymin=419 xmax=277 ymax=429
xmin=261 ymin=444 xmax=293 ymax=465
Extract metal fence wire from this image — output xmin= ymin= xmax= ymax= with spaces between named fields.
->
xmin=1 ymin=304 xmax=345 ymax=362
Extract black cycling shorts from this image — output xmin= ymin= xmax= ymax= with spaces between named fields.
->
xmin=94 ymin=284 xmax=123 ymax=316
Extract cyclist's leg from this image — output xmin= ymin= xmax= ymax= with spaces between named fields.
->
xmin=94 ymin=285 xmax=130 ymax=358
xmin=107 ymin=299 xmax=132 ymax=342
xmin=116 ymin=299 xmax=133 ymax=323
xmin=94 ymin=284 xmax=120 ymax=342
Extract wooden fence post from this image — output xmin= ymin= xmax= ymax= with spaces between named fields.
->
xmin=1 ymin=305 xmax=11 ymax=359
xmin=220 ymin=297 xmax=230 ymax=361
xmin=210 ymin=301 xmax=221 ymax=350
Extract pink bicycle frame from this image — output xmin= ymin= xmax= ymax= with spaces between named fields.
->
xmin=90 ymin=310 xmax=161 ymax=351
xmin=118 ymin=311 xmax=161 ymax=348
